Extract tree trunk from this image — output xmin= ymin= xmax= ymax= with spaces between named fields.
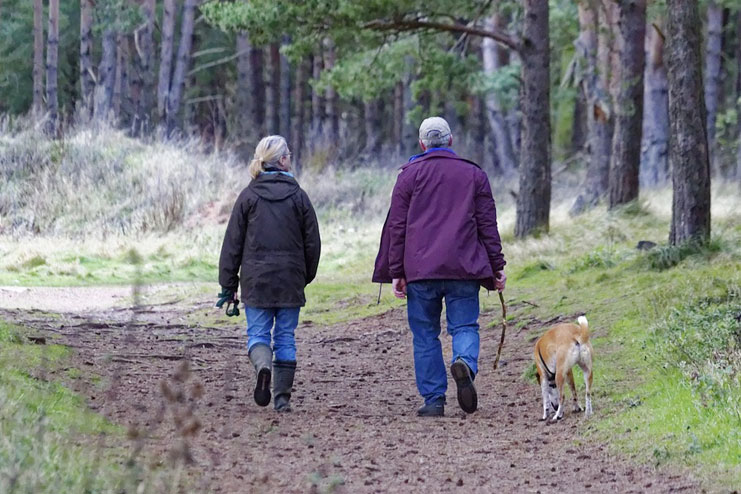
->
xmin=250 ymin=45 xmax=266 ymax=137
xmin=266 ymin=42 xmax=280 ymax=134
xmin=393 ymin=81 xmax=403 ymax=154
xmin=736 ymin=12 xmax=741 ymax=181
xmin=280 ymin=35 xmax=292 ymax=143
xmin=114 ymin=33 xmax=130 ymax=121
xmin=608 ymin=0 xmax=646 ymax=209
xmin=704 ymin=1 xmax=723 ymax=167
xmin=32 ymin=0 xmax=44 ymax=116
xmin=482 ymin=15 xmax=518 ymax=174
xmin=45 ymin=0 xmax=60 ymax=133
xmin=666 ymin=0 xmax=711 ymax=245
xmin=166 ymin=0 xmax=198 ymax=134
xmin=571 ymin=88 xmax=587 ymax=156
xmin=235 ymin=32 xmax=252 ymax=139
xmin=515 ymin=0 xmax=551 ymax=238
xmin=95 ymin=29 xmax=117 ymax=122
xmin=323 ymin=38 xmax=339 ymax=143
xmin=79 ymin=0 xmax=94 ymax=121
xmin=291 ymin=57 xmax=307 ymax=170
xmin=132 ymin=0 xmax=155 ymax=135
xmin=310 ymin=52 xmax=324 ymax=140
xmin=640 ymin=23 xmax=669 ymax=187
xmin=157 ymin=0 xmax=176 ymax=122
xmin=364 ymin=99 xmax=381 ymax=153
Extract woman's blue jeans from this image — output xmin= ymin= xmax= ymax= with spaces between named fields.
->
xmin=246 ymin=306 xmax=301 ymax=362
xmin=406 ymin=280 xmax=480 ymax=405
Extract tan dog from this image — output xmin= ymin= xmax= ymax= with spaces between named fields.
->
xmin=533 ymin=316 xmax=593 ymax=421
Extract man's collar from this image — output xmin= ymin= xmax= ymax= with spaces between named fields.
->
xmin=407 ymin=147 xmax=457 ymax=162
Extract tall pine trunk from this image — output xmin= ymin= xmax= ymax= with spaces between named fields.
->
xmin=95 ymin=29 xmax=117 ymax=122
xmin=32 ymin=0 xmax=44 ymax=116
xmin=114 ymin=33 xmax=130 ymax=121
xmin=45 ymin=0 xmax=60 ymax=133
xmin=166 ymin=0 xmax=198 ymax=134
xmin=279 ymin=35 xmax=292 ymax=143
xmin=266 ymin=42 xmax=280 ymax=134
xmin=157 ymin=0 xmax=176 ymax=122
xmin=291 ymin=57 xmax=308 ymax=170
xmin=250 ymin=45 xmax=266 ymax=137
xmin=133 ymin=0 xmax=155 ymax=135
xmin=392 ymin=81 xmax=403 ymax=154
xmin=235 ymin=33 xmax=252 ymax=140
xmin=482 ymin=15 xmax=518 ymax=174
xmin=323 ymin=39 xmax=339 ymax=143
xmin=364 ymin=99 xmax=381 ymax=153
xmin=640 ymin=23 xmax=669 ymax=187
xmin=666 ymin=0 xmax=711 ymax=244
xmin=310 ymin=52 xmax=324 ymax=143
xmin=79 ymin=0 xmax=95 ymax=120
xmin=515 ymin=0 xmax=551 ymax=238
xmin=608 ymin=0 xmax=646 ymax=208
xmin=704 ymin=1 xmax=723 ymax=169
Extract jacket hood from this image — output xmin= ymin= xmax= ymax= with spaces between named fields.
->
xmin=249 ymin=173 xmax=300 ymax=201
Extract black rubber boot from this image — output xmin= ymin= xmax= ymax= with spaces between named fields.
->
xmin=450 ymin=358 xmax=477 ymax=413
xmin=249 ymin=344 xmax=272 ymax=407
xmin=273 ymin=360 xmax=296 ymax=412
xmin=417 ymin=398 xmax=445 ymax=417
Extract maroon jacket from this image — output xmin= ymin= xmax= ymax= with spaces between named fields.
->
xmin=372 ymin=149 xmax=505 ymax=290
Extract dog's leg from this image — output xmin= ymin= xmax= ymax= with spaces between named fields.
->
xmin=551 ymin=371 xmax=566 ymax=421
xmin=579 ymin=355 xmax=593 ymax=417
xmin=567 ymin=369 xmax=582 ymax=413
xmin=539 ymin=374 xmax=550 ymax=421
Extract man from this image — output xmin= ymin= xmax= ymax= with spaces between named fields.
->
xmin=373 ymin=117 xmax=506 ymax=417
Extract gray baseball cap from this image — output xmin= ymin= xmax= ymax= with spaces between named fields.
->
xmin=418 ymin=116 xmax=452 ymax=141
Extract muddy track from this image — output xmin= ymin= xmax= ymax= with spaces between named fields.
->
xmin=1 ymin=294 xmax=700 ymax=493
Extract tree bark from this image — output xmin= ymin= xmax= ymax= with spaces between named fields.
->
xmin=364 ymin=99 xmax=381 ymax=154
xmin=95 ymin=28 xmax=117 ymax=122
xmin=393 ymin=81 xmax=403 ymax=153
xmin=166 ymin=0 xmax=198 ymax=134
xmin=666 ymin=0 xmax=711 ymax=245
xmin=571 ymin=88 xmax=587 ymax=155
xmin=266 ymin=42 xmax=280 ymax=134
xmin=132 ymin=0 xmax=155 ymax=135
xmin=310 ymin=52 xmax=324 ymax=140
xmin=250 ymin=45 xmax=266 ymax=137
xmin=323 ymin=38 xmax=339 ymax=143
xmin=608 ymin=0 xmax=646 ymax=209
xmin=45 ymin=0 xmax=60 ymax=133
xmin=280 ymin=35 xmax=292 ymax=143
xmin=114 ymin=33 xmax=130 ymax=121
xmin=79 ymin=0 xmax=95 ymax=120
xmin=515 ymin=0 xmax=551 ymax=238
xmin=482 ymin=15 xmax=518 ymax=174
xmin=704 ymin=1 xmax=723 ymax=166
xmin=32 ymin=0 xmax=44 ymax=117
xmin=157 ymin=0 xmax=177 ymax=122
xmin=640 ymin=22 xmax=669 ymax=187
xmin=291 ymin=57 xmax=308 ymax=170
xmin=235 ymin=32 xmax=252 ymax=140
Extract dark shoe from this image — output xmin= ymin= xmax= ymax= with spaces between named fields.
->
xmin=273 ymin=360 xmax=296 ymax=412
xmin=249 ymin=344 xmax=272 ymax=407
xmin=450 ymin=359 xmax=477 ymax=413
xmin=417 ymin=399 xmax=445 ymax=417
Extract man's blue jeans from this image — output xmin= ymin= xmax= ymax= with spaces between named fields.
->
xmin=246 ymin=306 xmax=301 ymax=362
xmin=406 ymin=280 xmax=480 ymax=405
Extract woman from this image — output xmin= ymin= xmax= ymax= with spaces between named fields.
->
xmin=218 ymin=135 xmax=321 ymax=411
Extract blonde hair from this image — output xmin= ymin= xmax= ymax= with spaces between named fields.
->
xmin=248 ymin=135 xmax=291 ymax=179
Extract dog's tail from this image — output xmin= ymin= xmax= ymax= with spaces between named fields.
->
xmin=576 ymin=315 xmax=590 ymax=344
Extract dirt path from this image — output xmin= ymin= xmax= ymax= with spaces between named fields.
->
xmin=1 ymin=286 xmax=700 ymax=493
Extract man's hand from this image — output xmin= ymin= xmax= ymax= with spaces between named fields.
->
xmin=216 ymin=288 xmax=238 ymax=308
xmin=494 ymin=270 xmax=507 ymax=292
xmin=392 ymin=278 xmax=407 ymax=299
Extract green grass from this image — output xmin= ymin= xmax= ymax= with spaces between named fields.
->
xmin=0 ymin=320 xmax=125 ymax=493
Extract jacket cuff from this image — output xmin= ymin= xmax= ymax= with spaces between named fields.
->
xmin=389 ymin=269 xmax=405 ymax=279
